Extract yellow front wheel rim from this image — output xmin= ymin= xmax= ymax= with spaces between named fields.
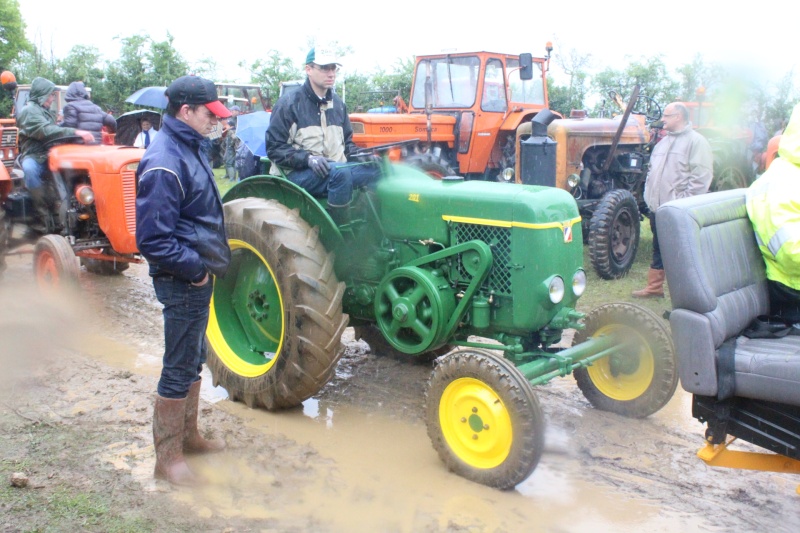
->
xmin=588 ymin=324 xmax=654 ymax=401
xmin=439 ymin=377 xmax=513 ymax=469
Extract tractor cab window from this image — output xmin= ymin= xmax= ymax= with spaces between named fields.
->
xmin=481 ymin=59 xmax=508 ymax=112
xmin=411 ymin=56 xmax=480 ymax=109
xmin=506 ymin=58 xmax=545 ymax=105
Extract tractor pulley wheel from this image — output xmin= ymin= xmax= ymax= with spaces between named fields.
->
xmin=374 ymin=266 xmax=455 ymax=355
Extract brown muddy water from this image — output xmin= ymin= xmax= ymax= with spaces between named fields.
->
xmin=1 ymin=253 xmax=797 ymax=532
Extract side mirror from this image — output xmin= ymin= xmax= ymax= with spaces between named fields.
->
xmin=519 ymin=53 xmax=533 ymax=80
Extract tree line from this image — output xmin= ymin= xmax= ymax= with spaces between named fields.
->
xmin=1 ymin=0 xmax=796 ymax=133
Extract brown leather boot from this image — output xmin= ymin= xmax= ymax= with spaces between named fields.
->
xmin=183 ymin=379 xmax=225 ymax=454
xmin=632 ymin=268 xmax=666 ymax=298
xmin=153 ymin=395 xmax=196 ymax=486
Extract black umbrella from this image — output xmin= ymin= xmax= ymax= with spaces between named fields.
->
xmin=115 ymin=109 xmax=162 ymax=146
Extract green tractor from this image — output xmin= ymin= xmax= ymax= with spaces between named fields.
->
xmin=205 ymin=140 xmax=678 ymax=489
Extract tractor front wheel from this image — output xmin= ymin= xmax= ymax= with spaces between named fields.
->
xmin=33 ymin=235 xmax=80 ymax=291
xmin=426 ymin=348 xmax=544 ymax=489
xmin=573 ymin=303 xmax=677 ymax=418
xmin=206 ymin=198 xmax=349 ymax=410
xmin=588 ymin=189 xmax=641 ymax=280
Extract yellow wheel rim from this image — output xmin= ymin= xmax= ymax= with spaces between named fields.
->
xmin=207 ymin=239 xmax=285 ymax=378
xmin=439 ymin=377 xmax=513 ymax=469
xmin=587 ymin=324 xmax=654 ymax=400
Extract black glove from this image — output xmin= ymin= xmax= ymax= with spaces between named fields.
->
xmin=308 ymin=155 xmax=330 ymax=178
xmin=351 ymin=152 xmax=381 ymax=164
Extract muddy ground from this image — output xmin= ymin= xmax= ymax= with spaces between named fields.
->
xmin=1 ymin=251 xmax=798 ymax=533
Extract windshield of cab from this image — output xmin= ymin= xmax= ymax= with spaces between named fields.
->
xmin=411 ymin=56 xmax=480 ymax=109
xmin=506 ymin=58 xmax=546 ymax=105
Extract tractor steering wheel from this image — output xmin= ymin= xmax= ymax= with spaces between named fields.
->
xmin=44 ymin=135 xmax=86 ymax=149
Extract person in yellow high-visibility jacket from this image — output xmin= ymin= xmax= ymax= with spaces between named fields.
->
xmin=746 ymin=102 xmax=800 ymax=322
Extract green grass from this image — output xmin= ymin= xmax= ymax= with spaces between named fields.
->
xmin=578 ymin=226 xmax=672 ymax=321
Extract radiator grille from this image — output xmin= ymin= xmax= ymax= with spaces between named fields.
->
xmin=453 ymin=223 xmax=512 ymax=294
xmin=1 ymin=127 xmax=18 ymax=169
xmin=122 ymin=168 xmax=137 ymax=236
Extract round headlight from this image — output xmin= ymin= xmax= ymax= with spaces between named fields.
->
xmin=501 ymin=167 xmax=515 ymax=183
xmin=75 ymin=184 xmax=95 ymax=205
xmin=572 ymin=269 xmax=587 ymax=297
xmin=548 ymin=276 xmax=565 ymax=304
xmin=567 ymin=173 xmax=581 ymax=188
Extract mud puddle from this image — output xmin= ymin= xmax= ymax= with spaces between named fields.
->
xmin=2 ymin=254 xmax=798 ymax=532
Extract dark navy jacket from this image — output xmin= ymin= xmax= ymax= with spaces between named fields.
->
xmin=135 ymin=114 xmax=230 ymax=283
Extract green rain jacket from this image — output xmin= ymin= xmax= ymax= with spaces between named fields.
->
xmin=746 ymin=104 xmax=800 ymax=290
xmin=17 ymin=77 xmax=76 ymax=164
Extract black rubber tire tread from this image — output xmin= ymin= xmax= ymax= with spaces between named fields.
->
xmin=81 ymin=253 xmax=130 ymax=276
xmin=425 ymin=348 xmax=544 ymax=489
xmin=353 ymin=323 xmax=453 ymax=363
xmin=573 ymin=303 xmax=677 ymax=418
xmin=33 ymin=234 xmax=80 ymax=288
xmin=207 ymin=197 xmax=348 ymax=410
xmin=405 ymin=153 xmax=456 ymax=179
xmin=588 ymin=189 xmax=641 ymax=280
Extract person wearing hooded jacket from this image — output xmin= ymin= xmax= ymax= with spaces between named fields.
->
xmin=747 ymin=102 xmax=800 ymax=322
xmin=60 ymin=81 xmax=117 ymax=144
xmin=16 ymin=77 xmax=95 ymax=232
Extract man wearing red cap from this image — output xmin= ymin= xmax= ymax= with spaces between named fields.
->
xmin=135 ymin=75 xmax=232 ymax=486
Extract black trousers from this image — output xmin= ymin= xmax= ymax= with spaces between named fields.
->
xmin=648 ymin=214 xmax=663 ymax=270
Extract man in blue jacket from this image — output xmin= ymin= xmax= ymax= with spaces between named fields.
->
xmin=135 ymin=75 xmax=232 ymax=486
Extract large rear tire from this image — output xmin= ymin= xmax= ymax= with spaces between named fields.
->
xmin=33 ymin=234 xmax=80 ymax=291
xmin=426 ymin=348 xmax=544 ymax=489
xmin=206 ymin=198 xmax=349 ymax=410
xmin=588 ymin=189 xmax=641 ymax=280
xmin=405 ymin=153 xmax=455 ymax=179
xmin=573 ymin=303 xmax=677 ymax=418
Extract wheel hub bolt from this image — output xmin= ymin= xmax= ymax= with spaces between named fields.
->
xmin=461 ymin=417 xmax=466 ymax=423
xmin=472 ymin=434 xmax=478 ymax=440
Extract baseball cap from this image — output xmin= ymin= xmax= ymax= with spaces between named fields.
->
xmin=166 ymin=75 xmax=231 ymax=118
xmin=305 ymin=47 xmax=341 ymax=67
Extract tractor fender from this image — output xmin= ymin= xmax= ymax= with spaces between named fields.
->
xmin=0 ymin=163 xmax=11 ymax=202
xmin=221 ymin=175 xmax=344 ymax=252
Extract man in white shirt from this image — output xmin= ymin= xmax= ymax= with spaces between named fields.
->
xmin=133 ymin=118 xmax=158 ymax=148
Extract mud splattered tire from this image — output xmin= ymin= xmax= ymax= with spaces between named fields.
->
xmin=80 ymin=248 xmax=130 ymax=275
xmin=405 ymin=153 xmax=455 ymax=179
xmin=33 ymin=235 xmax=80 ymax=290
xmin=206 ymin=198 xmax=349 ymax=410
xmin=353 ymin=324 xmax=453 ymax=363
xmin=573 ymin=303 xmax=677 ymax=418
xmin=426 ymin=348 xmax=544 ymax=489
xmin=588 ymin=189 xmax=641 ymax=280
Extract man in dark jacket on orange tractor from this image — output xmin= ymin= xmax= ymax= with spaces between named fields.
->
xmin=135 ymin=76 xmax=232 ymax=486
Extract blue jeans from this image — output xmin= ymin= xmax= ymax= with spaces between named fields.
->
xmin=22 ymin=157 xmax=46 ymax=190
xmin=288 ymin=161 xmax=380 ymax=206
xmin=153 ymin=276 xmax=214 ymax=399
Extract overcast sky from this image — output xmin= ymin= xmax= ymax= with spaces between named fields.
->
xmin=18 ymin=0 xmax=796 ymax=93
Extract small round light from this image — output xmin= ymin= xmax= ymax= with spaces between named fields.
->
xmin=501 ymin=167 xmax=514 ymax=183
xmin=75 ymin=184 xmax=94 ymax=205
xmin=567 ymin=173 xmax=581 ymax=188
xmin=572 ymin=269 xmax=587 ymax=297
xmin=548 ymin=276 xmax=565 ymax=304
